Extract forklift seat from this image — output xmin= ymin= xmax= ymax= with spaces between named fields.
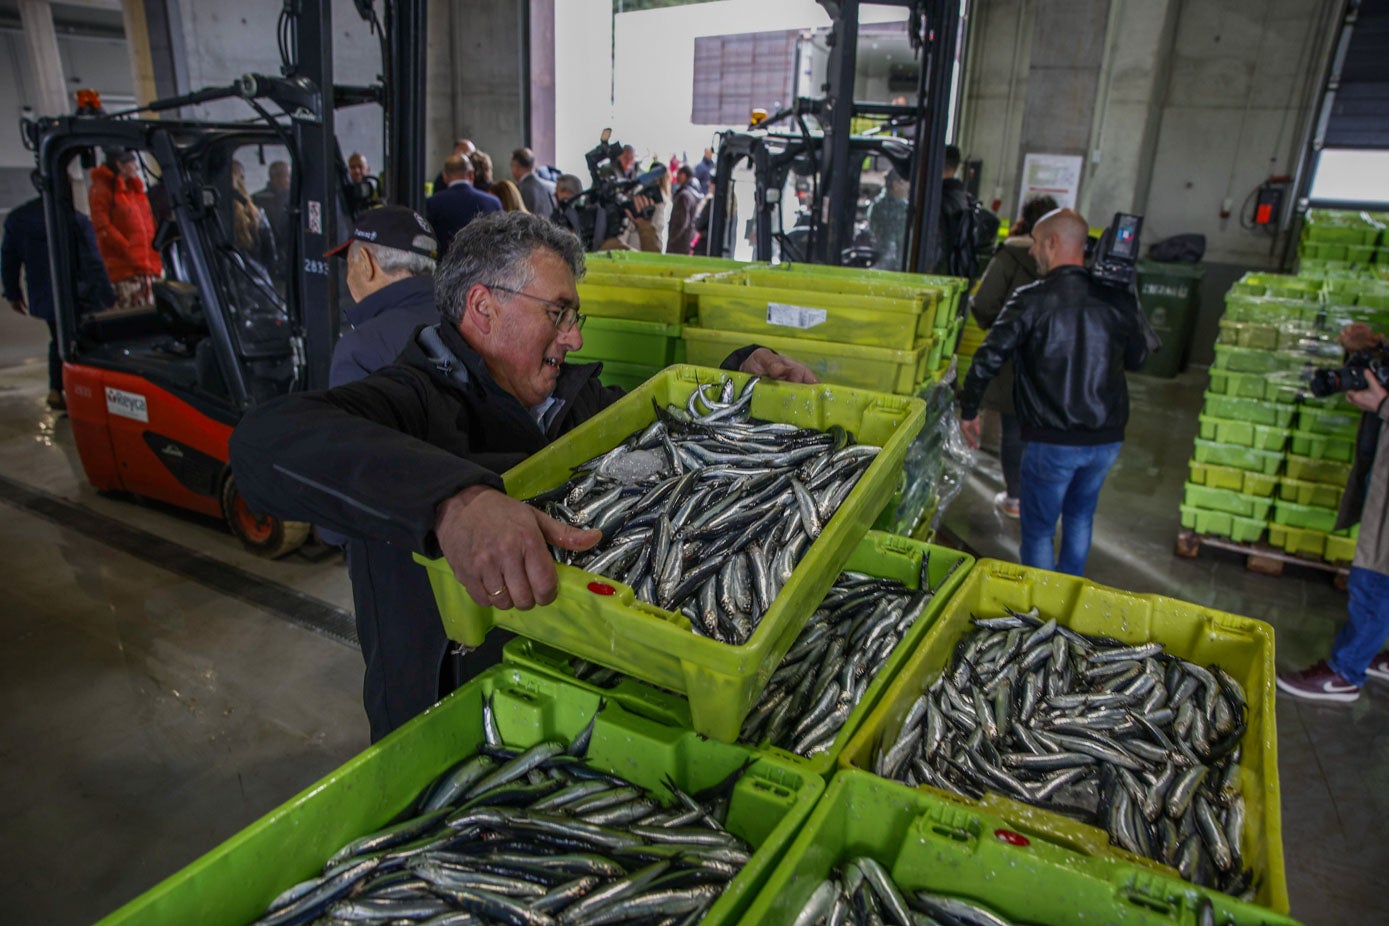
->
xmin=153 ymin=280 xmax=208 ymax=341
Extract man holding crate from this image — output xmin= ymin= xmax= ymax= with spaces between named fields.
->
xmin=230 ymin=211 xmax=814 ymax=740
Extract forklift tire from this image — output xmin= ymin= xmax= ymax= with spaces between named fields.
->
xmin=220 ymin=474 xmax=310 ymax=559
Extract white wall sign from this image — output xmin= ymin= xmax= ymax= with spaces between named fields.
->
xmin=1017 ymin=153 xmax=1084 ymax=218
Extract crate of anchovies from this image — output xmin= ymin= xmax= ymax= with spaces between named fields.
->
xmin=841 ymin=559 xmax=1289 ymax=919
xmin=739 ymin=769 xmax=1300 ymax=926
xmin=95 ymin=664 xmax=824 ymax=926
xmin=503 ymin=531 xmax=974 ymax=778
xmin=417 ymin=365 xmax=926 ymax=743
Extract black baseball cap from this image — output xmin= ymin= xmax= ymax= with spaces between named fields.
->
xmin=325 ymin=205 xmax=438 ymax=259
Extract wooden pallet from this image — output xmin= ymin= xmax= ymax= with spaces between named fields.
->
xmin=1174 ymin=529 xmax=1350 ymax=590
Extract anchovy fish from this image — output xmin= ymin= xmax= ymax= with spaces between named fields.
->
xmin=870 ymin=609 xmax=1253 ymax=900
xmin=248 ymin=709 xmax=753 ymax=926
xmin=528 ymin=376 xmax=881 ymax=645
xmin=792 ymin=856 xmax=1020 ymax=925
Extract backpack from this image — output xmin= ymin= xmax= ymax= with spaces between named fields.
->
xmin=945 ymin=196 xmax=999 ymax=282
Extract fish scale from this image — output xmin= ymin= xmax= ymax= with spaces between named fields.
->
xmin=871 ymin=610 xmax=1256 ymax=901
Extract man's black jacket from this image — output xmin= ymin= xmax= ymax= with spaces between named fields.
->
xmin=230 ymin=321 xmax=758 ymax=738
xmin=958 ymin=265 xmax=1148 ymax=445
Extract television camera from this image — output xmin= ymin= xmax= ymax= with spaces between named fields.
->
xmin=558 ymin=129 xmax=667 ymax=250
xmin=1090 ymin=212 xmax=1143 ymax=288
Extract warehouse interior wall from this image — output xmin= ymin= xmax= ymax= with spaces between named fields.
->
xmin=958 ymin=0 xmax=1340 ymax=366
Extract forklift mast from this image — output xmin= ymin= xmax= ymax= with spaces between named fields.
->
xmin=706 ymin=0 xmax=961 ymax=273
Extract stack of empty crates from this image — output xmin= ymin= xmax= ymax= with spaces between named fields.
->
xmin=1181 ymin=209 xmax=1389 ymax=567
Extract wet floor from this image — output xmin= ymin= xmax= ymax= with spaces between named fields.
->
xmin=0 ymin=302 xmax=1379 ymax=923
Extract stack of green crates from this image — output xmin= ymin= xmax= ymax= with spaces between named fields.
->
xmin=681 ymin=263 xmax=968 ymax=396
xmin=1185 ymin=264 xmax=1361 ymax=562
xmin=1297 ymin=209 xmax=1384 ymax=275
xmin=573 ymin=252 xmax=753 ymax=392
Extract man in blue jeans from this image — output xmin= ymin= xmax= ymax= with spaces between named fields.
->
xmin=1278 ymin=323 xmax=1389 ymax=702
xmin=958 ymin=208 xmax=1148 ymax=575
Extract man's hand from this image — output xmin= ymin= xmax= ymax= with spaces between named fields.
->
xmin=1339 ymin=322 xmax=1383 ymax=353
xmin=8 ymin=297 xmax=26 ymax=316
xmin=434 ymin=485 xmax=601 ymax=611
xmin=1347 ymin=374 xmax=1388 ymax=415
xmin=959 ymin=415 xmax=981 ymax=449
xmin=626 ymin=193 xmax=655 ymax=228
xmin=739 ymin=347 xmax=818 ymax=384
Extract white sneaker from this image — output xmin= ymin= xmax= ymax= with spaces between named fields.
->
xmin=993 ymin=491 xmax=1020 ymax=519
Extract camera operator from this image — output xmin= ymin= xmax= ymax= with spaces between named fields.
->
xmin=1278 ymin=322 xmax=1389 ymax=702
xmin=955 ymin=208 xmax=1149 ymax=577
xmin=551 ymin=179 xmax=660 ymax=253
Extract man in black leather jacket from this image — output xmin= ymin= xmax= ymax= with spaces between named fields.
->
xmin=958 ymin=209 xmax=1148 ymax=576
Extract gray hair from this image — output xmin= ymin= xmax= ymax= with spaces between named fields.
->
xmin=555 ymin=173 xmax=584 ymax=199
xmin=351 ymin=240 xmax=436 ymax=276
xmin=435 ymin=212 xmax=586 ymax=325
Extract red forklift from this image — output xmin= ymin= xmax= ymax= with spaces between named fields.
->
xmin=22 ymin=1 xmax=426 ymax=556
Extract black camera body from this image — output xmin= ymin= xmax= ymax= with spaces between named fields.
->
xmin=1090 ymin=212 xmax=1143 ymax=288
xmin=560 ymin=130 xmax=666 ymax=250
xmin=1306 ymin=346 xmax=1389 ymax=397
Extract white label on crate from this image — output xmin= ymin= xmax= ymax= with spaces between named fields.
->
xmin=105 ymin=386 xmax=148 ymax=422
xmin=766 ymin=302 xmax=827 ymax=330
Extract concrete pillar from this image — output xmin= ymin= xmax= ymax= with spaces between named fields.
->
xmin=18 ymin=0 xmax=69 ymax=117
xmin=120 ymin=0 xmax=161 ymax=110
xmin=449 ymin=0 xmax=528 ymax=167
xmin=530 ymin=0 xmax=556 ymax=164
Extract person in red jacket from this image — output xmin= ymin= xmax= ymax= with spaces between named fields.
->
xmin=89 ymin=148 xmax=162 ymax=310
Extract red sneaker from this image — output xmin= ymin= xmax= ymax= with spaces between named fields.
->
xmin=1366 ymin=652 xmax=1389 ymax=682
xmin=1276 ymin=661 xmax=1360 ymax=703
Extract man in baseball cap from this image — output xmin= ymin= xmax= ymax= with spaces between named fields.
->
xmin=325 ymin=205 xmax=439 ymax=386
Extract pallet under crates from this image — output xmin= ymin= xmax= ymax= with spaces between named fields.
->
xmin=1174 ymin=528 xmax=1351 ymax=589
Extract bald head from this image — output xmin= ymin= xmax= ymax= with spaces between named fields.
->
xmin=1030 ymin=208 xmax=1089 ymax=274
xmin=443 ymin=154 xmax=474 ymax=182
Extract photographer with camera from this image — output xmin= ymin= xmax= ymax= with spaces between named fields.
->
xmin=552 ymin=130 xmax=667 ymax=253
xmin=1278 ymin=322 xmax=1389 ymax=702
xmin=956 ymin=208 xmax=1149 ymax=577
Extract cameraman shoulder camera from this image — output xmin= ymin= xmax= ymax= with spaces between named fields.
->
xmin=555 ymin=129 xmax=666 ymax=252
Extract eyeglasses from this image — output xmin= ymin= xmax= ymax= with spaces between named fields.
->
xmin=488 ymin=285 xmax=586 ymax=332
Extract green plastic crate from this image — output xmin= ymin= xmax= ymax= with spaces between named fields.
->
xmin=841 ymin=559 xmax=1289 ymax=916
xmin=507 ymin=532 xmax=974 ymax=779
xmin=686 ymin=269 xmax=939 ymax=350
xmin=1290 ymin=428 xmax=1355 ymax=463
xmin=585 ymin=249 xmax=749 ymax=273
xmin=1297 ymin=399 xmax=1361 ymax=436
xmin=1285 ymin=453 xmax=1351 ymax=484
xmin=501 ymin=637 xmax=693 ymax=728
xmin=1187 ymin=460 xmax=1280 ymax=496
xmin=1266 ymin=523 xmax=1329 ymax=560
xmin=1277 ymin=477 xmax=1344 ymax=510
xmin=1221 ymin=295 xmax=1315 ymax=324
xmin=739 ymin=770 xmax=1297 ymax=926
xmin=569 ymin=316 xmax=682 ymax=368
xmin=1347 ymin=244 xmax=1378 ymax=266
xmin=1180 ymin=504 xmax=1268 ymax=542
xmin=1217 ymin=319 xmax=1282 ymax=350
xmin=95 ymin=665 xmax=823 ymax=926
xmin=1207 ymin=368 xmax=1300 ymax=402
xmin=416 ymin=365 xmax=926 ymax=742
xmin=1324 ymin=532 xmax=1357 ymax=564
xmin=1182 ymin=483 xmax=1275 ymax=519
xmin=566 ymin=356 xmax=661 ymax=393
xmin=578 ymin=273 xmax=690 ymax=326
xmin=682 ymin=326 xmax=933 ymax=396
xmin=1211 ymin=345 xmax=1306 ymax=375
xmin=1201 ymin=393 xmax=1296 ymax=427
xmin=1192 ymin=438 xmax=1285 ymax=474
xmin=767 ymin=261 xmax=967 ymax=321
xmin=1198 ymin=415 xmax=1290 ymax=452
xmin=1272 ymin=498 xmax=1340 ymax=533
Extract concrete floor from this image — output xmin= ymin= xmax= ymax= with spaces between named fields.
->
xmin=0 ymin=306 xmax=1380 ymax=924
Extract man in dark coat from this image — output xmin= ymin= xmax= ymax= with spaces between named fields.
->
xmin=426 ymin=154 xmax=502 ymax=255
xmin=252 ymin=160 xmax=292 ymax=281
xmin=957 ymin=209 xmax=1148 ymax=577
xmin=229 ymin=212 xmax=814 ymax=740
xmin=665 ymin=165 xmax=702 ymax=255
xmin=934 ymin=144 xmax=972 ymax=277
xmin=2 ymin=197 xmax=115 ymax=409
xmin=510 ymin=147 xmax=557 ymax=220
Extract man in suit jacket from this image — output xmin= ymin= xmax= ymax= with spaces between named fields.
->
xmin=426 ymin=154 xmax=502 ymax=255
xmin=510 ymin=147 xmax=556 ymax=220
